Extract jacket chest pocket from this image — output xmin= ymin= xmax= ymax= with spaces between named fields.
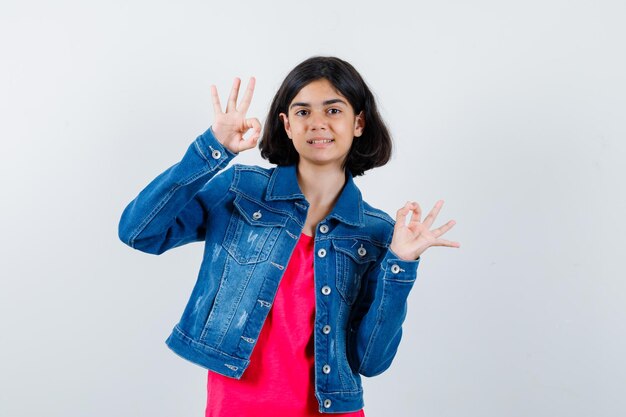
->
xmin=332 ymin=239 xmax=379 ymax=305
xmin=222 ymin=194 xmax=289 ymax=264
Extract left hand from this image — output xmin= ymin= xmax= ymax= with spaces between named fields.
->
xmin=389 ymin=200 xmax=460 ymax=261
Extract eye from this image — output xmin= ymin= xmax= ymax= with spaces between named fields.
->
xmin=328 ymin=108 xmax=341 ymax=115
xmin=295 ymin=109 xmax=309 ymax=116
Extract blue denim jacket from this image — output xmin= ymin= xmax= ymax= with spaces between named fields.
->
xmin=118 ymin=126 xmax=420 ymax=413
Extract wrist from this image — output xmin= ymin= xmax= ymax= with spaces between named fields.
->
xmin=389 ymin=245 xmax=420 ymax=261
xmin=200 ymin=126 xmax=238 ymax=161
xmin=209 ymin=124 xmax=227 ymax=144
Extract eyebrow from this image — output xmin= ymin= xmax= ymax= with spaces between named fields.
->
xmin=289 ymin=98 xmax=348 ymax=109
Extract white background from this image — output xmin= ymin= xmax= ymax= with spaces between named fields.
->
xmin=1 ymin=1 xmax=625 ymax=416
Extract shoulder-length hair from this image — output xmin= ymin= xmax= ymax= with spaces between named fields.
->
xmin=259 ymin=56 xmax=392 ymax=177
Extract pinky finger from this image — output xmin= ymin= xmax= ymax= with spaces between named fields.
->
xmin=433 ymin=238 xmax=461 ymax=248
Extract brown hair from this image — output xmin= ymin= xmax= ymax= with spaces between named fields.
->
xmin=259 ymin=56 xmax=392 ymax=177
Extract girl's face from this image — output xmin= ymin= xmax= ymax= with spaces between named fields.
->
xmin=279 ymin=79 xmax=364 ymax=171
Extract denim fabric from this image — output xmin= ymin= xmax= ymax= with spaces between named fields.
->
xmin=118 ymin=126 xmax=421 ymax=413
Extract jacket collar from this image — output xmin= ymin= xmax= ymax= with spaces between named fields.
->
xmin=266 ymin=164 xmax=364 ymax=227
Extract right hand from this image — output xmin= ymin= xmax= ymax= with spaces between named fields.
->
xmin=210 ymin=77 xmax=261 ymax=154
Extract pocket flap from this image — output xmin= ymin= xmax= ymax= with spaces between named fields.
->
xmin=331 ymin=238 xmax=379 ymax=263
xmin=233 ymin=194 xmax=289 ymax=228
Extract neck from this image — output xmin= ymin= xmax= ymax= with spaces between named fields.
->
xmin=296 ymin=160 xmax=347 ymax=207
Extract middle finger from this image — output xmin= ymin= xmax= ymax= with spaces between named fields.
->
xmin=226 ymin=77 xmax=241 ymax=113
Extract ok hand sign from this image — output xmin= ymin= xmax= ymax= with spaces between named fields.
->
xmin=210 ymin=77 xmax=261 ymax=154
xmin=389 ymin=200 xmax=460 ymax=261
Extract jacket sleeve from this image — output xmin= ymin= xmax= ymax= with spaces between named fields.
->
xmin=118 ymin=126 xmax=237 ymax=255
xmin=348 ymin=237 xmax=421 ymax=377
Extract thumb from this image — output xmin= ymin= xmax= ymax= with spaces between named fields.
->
xmin=240 ymin=117 xmax=262 ymax=150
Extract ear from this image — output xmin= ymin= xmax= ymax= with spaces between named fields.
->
xmin=279 ymin=112 xmax=292 ymax=139
xmin=353 ymin=111 xmax=365 ymax=137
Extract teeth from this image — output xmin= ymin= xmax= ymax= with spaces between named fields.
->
xmin=309 ymin=139 xmax=334 ymax=144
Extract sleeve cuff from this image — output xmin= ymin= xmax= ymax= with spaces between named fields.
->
xmin=381 ymin=248 xmax=420 ymax=282
xmin=194 ymin=125 xmax=238 ymax=169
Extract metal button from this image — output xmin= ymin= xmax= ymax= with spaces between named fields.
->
xmin=319 ymin=224 xmax=329 ymax=233
xmin=211 ymin=149 xmax=221 ymax=159
xmin=357 ymin=244 xmax=367 ymax=257
xmin=317 ymin=248 xmax=327 ymax=258
xmin=323 ymin=399 xmax=332 ymax=408
xmin=322 ymin=364 xmax=331 ymax=374
xmin=322 ymin=325 xmax=331 ymax=334
xmin=252 ymin=210 xmax=262 ymax=220
xmin=391 ymin=264 xmax=401 ymax=274
xmin=321 ymin=285 xmax=331 ymax=295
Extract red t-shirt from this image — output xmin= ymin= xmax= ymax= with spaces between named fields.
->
xmin=205 ymin=232 xmax=365 ymax=417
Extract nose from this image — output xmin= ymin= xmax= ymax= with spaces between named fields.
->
xmin=308 ymin=110 xmax=327 ymax=130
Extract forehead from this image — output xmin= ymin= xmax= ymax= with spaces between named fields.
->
xmin=290 ymin=79 xmax=347 ymax=104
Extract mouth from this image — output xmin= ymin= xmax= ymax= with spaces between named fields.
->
xmin=307 ymin=138 xmax=335 ymax=144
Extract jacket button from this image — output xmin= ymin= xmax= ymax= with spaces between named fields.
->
xmin=391 ymin=264 xmax=401 ymax=274
xmin=211 ymin=149 xmax=221 ymax=159
xmin=252 ymin=210 xmax=262 ymax=220
xmin=319 ymin=224 xmax=329 ymax=233
xmin=317 ymin=248 xmax=327 ymax=258
xmin=322 ymin=325 xmax=331 ymax=334
xmin=322 ymin=364 xmax=331 ymax=374
xmin=321 ymin=285 xmax=331 ymax=295
xmin=323 ymin=399 xmax=332 ymax=408
xmin=357 ymin=244 xmax=367 ymax=257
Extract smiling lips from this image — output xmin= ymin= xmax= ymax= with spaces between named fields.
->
xmin=307 ymin=138 xmax=335 ymax=144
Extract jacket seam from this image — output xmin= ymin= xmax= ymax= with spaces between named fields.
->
xmin=228 ymin=189 xmax=303 ymax=227
xmin=205 ymin=188 xmax=231 ymax=220
xmin=128 ymin=168 xmax=210 ymax=247
xmin=317 ymin=388 xmax=364 ymax=395
xmin=173 ymin=326 xmax=247 ymax=362
xmin=216 ymin=262 xmax=259 ymax=347
xmin=363 ymin=209 xmax=394 ymax=226
xmin=320 ymin=235 xmax=387 ymax=247
xmin=193 ymin=140 xmax=210 ymax=162
xmin=204 ymin=169 xmax=236 ymax=219
xmin=358 ymin=268 xmax=386 ymax=374
xmin=235 ymin=164 xmax=271 ymax=177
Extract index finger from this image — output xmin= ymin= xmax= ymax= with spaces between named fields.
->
xmin=210 ymin=85 xmax=223 ymax=116
xmin=394 ymin=201 xmax=413 ymax=229
xmin=237 ymin=77 xmax=256 ymax=114
xmin=407 ymin=201 xmax=422 ymax=225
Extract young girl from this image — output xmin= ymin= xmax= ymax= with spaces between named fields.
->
xmin=118 ymin=56 xmax=460 ymax=416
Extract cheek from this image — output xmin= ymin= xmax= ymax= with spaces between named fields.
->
xmin=291 ymin=121 xmax=308 ymax=134
xmin=337 ymin=120 xmax=356 ymax=133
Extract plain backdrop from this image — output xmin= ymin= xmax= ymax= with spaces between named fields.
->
xmin=1 ymin=1 xmax=625 ymax=416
